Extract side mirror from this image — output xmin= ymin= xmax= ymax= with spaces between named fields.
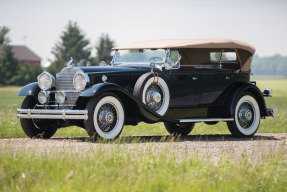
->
xmin=99 ymin=61 xmax=108 ymax=66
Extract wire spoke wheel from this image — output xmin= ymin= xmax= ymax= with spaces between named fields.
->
xmin=237 ymin=102 xmax=254 ymax=129
xmin=145 ymin=83 xmax=164 ymax=111
xmin=97 ymin=103 xmax=118 ymax=133
xmin=227 ymin=94 xmax=260 ymax=137
xmin=85 ymin=93 xmax=125 ymax=140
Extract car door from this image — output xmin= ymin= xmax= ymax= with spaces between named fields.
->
xmin=198 ymin=69 xmax=233 ymax=105
xmin=169 ymin=67 xmax=201 ymax=107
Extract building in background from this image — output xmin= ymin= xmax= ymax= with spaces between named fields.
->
xmin=0 ymin=45 xmax=41 ymax=66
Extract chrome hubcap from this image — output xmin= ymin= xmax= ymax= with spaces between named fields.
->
xmin=237 ymin=102 xmax=254 ymax=129
xmin=97 ymin=103 xmax=117 ymax=132
xmin=145 ymin=84 xmax=163 ymax=111
xmin=99 ymin=111 xmax=114 ymax=124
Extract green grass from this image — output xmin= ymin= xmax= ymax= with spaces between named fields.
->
xmin=0 ymin=146 xmax=286 ymax=192
xmin=0 ymin=77 xmax=286 ymax=138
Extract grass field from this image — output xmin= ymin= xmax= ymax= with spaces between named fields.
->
xmin=0 ymin=78 xmax=286 ymax=138
xmin=0 ymin=146 xmax=286 ymax=192
xmin=0 ymin=78 xmax=286 ymax=191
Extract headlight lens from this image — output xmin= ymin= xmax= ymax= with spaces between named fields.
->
xmin=38 ymin=72 xmax=55 ymax=91
xmin=55 ymin=91 xmax=66 ymax=104
xmin=73 ymin=72 xmax=88 ymax=91
xmin=38 ymin=91 xmax=49 ymax=104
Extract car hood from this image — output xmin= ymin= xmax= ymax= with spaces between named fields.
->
xmin=79 ymin=65 xmax=151 ymax=75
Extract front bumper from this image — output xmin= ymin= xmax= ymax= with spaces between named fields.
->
xmin=17 ymin=109 xmax=88 ymax=120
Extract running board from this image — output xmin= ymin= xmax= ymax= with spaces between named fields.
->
xmin=178 ymin=118 xmax=234 ymax=123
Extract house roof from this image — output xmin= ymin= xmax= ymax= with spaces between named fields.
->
xmin=113 ymin=38 xmax=256 ymax=54
xmin=0 ymin=45 xmax=41 ymax=61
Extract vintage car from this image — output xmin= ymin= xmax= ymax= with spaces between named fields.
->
xmin=17 ymin=38 xmax=275 ymax=139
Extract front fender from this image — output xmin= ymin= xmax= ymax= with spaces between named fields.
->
xmin=79 ymin=83 xmax=178 ymax=123
xmin=18 ymin=82 xmax=40 ymax=98
xmin=228 ymin=82 xmax=268 ymax=117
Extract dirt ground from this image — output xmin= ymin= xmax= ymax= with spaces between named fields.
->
xmin=1 ymin=134 xmax=286 ymax=162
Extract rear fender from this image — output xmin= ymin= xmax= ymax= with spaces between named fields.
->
xmin=227 ymin=83 xmax=268 ymax=117
xmin=18 ymin=82 xmax=40 ymax=98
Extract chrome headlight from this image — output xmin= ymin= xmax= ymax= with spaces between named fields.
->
xmin=38 ymin=91 xmax=49 ymax=104
xmin=55 ymin=91 xmax=67 ymax=104
xmin=38 ymin=72 xmax=55 ymax=91
xmin=73 ymin=72 xmax=89 ymax=91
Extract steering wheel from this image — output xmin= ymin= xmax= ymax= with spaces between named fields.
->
xmin=149 ymin=57 xmax=163 ymax=63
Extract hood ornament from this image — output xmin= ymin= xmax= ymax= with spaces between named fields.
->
xmin=67 ymin=57 xmax=74 ymax=68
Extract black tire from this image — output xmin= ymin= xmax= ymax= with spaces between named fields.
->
xmin=20 ymin=96 xmax=58 ymax=139
xmin=204 ymin=121 xmax=218 ymax=125
xmin=84 ymin=92 xmax=125 ymax=140
xmin=164 ymin=122 xmax=195 ymax=135
xmin=133 ymin=72 xmax=170 ymax=116
xmin=227 ymin=93 xmax=261 ymax=138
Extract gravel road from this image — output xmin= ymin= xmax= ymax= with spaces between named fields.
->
xmin=1 ymin=133 xmax=286 ymax=162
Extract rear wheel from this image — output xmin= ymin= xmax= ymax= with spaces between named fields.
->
xmin=84 ymin=93 xmax=125 ymax=140
xmin=227 ymin=93 xmax=260 ymax=137
xmin=164 ymin=122 xmax=195 ymax=135
xmin=20 ymin=96 xmax=58 ymax=139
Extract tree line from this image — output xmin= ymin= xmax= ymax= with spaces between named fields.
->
xmin=0 ymin=21 xmax=115 ymax=86
xmin=252 ymin=54 xmax=287 ymax=76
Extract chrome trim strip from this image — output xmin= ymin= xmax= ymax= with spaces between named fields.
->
xmin=37 ymin=104 xmax=76 ymax=107
xmin=178 ymin=118 xmax=234 ymax=123
xmin=17 ymin=109 xmax=88 ymax=120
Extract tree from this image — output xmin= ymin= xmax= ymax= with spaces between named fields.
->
xmin=13 ymin=63 xmax=43 ymax=86
xmin=48 ymin=21 xmax=91 ymax=73
xmin=94 ymin=34 xmax=115 ymax=65
xmin=0 ymin=45 xmax=20 ymax=85
xmin=0 ymin=26 xmax=10 ymax=45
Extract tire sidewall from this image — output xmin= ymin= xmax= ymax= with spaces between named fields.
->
xmin=140 ymin=75 xmax=170 ymax=116
xmin=234 ymin=94 xmax=260 ymax=136
xmin=86 ymin=93 xmax=125 ymax=140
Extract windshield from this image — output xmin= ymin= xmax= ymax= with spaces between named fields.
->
xmin=113 ymin=49 xmax=166 ymax=65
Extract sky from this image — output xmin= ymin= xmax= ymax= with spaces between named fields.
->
xmin=1 ymin=0 xmax=287 ymax=66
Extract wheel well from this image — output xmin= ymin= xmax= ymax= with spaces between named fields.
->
xmin=243 ymin=88 xmax=267 ymax=117
xmin=80 ymin=90 xmax=141 ymax=126
xmin=108 ymin=90 xmax=142 ymax=125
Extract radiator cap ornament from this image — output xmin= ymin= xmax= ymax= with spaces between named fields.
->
xmin=67 ymin=57 xmax=74 ymax=68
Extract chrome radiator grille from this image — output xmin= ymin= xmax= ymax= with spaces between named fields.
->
xmin=56 ymin=69 xmax=76 ymax=91
xmin=56 ymin=67 xmax=81 ymax=107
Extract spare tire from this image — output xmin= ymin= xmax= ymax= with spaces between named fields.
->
xmin=133 ymin=72 xmax=170 ymax=116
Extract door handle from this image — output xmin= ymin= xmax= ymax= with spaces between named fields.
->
xmin=225 ymin=76 xmax=230 ymax=80
xmin=192 ymin=77 xmax=198 ymax=80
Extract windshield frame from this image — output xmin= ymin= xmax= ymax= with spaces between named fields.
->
xmin=111 ymin=48 xmax=181 ymax=70
xmin=111 ymin=49 xmax=168 ymax=66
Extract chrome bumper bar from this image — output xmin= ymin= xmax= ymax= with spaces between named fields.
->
xmin=17 ymin=109 xmax=88 ymax=120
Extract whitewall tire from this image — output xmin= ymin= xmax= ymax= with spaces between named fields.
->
xmin=227 ymin=94 xmax=260 ymax=137
xmin=133 ymin=73 xmax=170 ymax=116
xmin=84 ymin=93 xmax=125 ymax=140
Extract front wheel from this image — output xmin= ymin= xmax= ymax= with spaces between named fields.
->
xmin=84 ymin=93 xmax=125 ymax=140
xmin=227 ymin=93 xmax=260 ymax=137
xmin=164 ymin=122 xmax=195 ymax=135
xmin=20 ymin=96 xmax=58 ymax=139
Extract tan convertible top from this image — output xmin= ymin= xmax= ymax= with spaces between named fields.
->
xmin=113 ymin=38 xmax=256 ymax=54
